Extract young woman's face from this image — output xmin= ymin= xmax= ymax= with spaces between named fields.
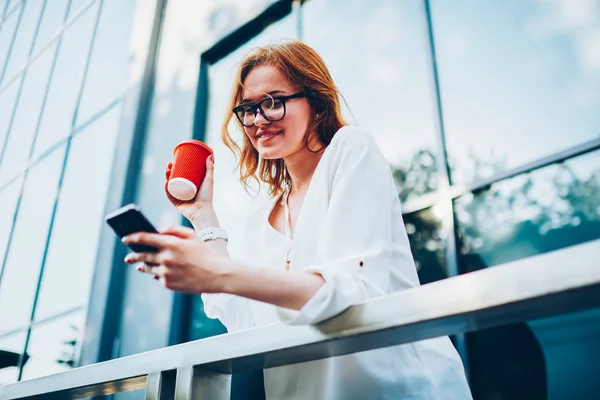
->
xmin=239 ymin=65 xmax=313 ymax=160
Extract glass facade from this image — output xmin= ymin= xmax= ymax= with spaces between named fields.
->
xmin=1 ymin=1 xmax=599 ymax=399
xmin=0 ymin=0 xmax=138 ymax=385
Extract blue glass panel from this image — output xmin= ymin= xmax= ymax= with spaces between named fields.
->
xmin=455 ymin=151 xmax=600 ymax=270
xmin=31 ymin=0 xmax=68 ymax=54
xmin=21 ymin=311 xmax=85 ymax=380
xmin=403 ymin=207 xmax=449 ymax=285
xmin=0 ymin=45 xmax=55 ymax=182
xmin=0 ymin=145 xmax=65 ymax=335
xmin=0 ymin=5 xmax=19 ymax=73
xmin=431 ymin=0 xmax=600 ymax=184
xmin=303 ymin=0 xmax=441 ymax=201
xmin=31 ymin=2 xmax=98 ymax=157
xmin=34 ymin=104 xmax=122 ymax=321
xmin=75 ymin=0 xmax=137 ymax=125
xmin=2 ymin=0 xmax=44 ymax=83
xmin=456 ymin=150 xmax=600 ymax=398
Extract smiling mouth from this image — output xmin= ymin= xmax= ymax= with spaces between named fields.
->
xmin=257 ymin=130 xmax=282 ymax=140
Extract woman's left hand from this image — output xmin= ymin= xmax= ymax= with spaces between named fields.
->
xmin=122 ymin=225 xmax=229 ymax=294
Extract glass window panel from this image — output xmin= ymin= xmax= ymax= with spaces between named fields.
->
xmin=0 ymin=330 xmax=26 ymax=385
xmin=431 ymin=0 xmax=600 ymax=185
xmin=31 ymin=0 xmax=68 ymax=54
xmin=0 ymin=76 xmax=21 ymax=158
xmin=455 ymin=150 xmax=600 ymax=272
xmin=32 ymin=3 xmax=98 ymax=157
xmin=67 ymin=0 xmax=91 ymax=19
xmin=0 ymin=5 xmax=19 ymax=74
xmin=34 ymin=105 xmax=121 ymax=321
xmin=0 ymin=45 xmax=55 ymax=182
xmin=75 ymin=0 xmax=137 ymax=125
xmin=21 ymin=311 xmax=84 ymax=380
xmin=302 ymin=0 xmax=441 ymax=202
xmin=2 ymin=0 xmax=44 ymax=83
xmin=0 ymin=145 xmax=65 ymax=335
xmin=0 ymin=176 xmax=22 ymax=278
xmin=403 ymin=207 xmax=449 ymax=285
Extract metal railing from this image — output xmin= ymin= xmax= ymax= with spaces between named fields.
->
xmin=1 ymin=241 xmax=599 ymax=399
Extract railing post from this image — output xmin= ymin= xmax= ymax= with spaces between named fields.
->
xmin=174 ymin=366 xmax=231 ymax=400
xmin=145 ymin=370 xmax=176 ymax=400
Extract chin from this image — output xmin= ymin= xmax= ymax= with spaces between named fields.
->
xmin=259 ymin=151 xmax=284 ymax=160
xmin=258 ymin=145 xmax=287 ymax=160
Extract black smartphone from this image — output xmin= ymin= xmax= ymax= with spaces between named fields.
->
xmin=105 ymin=204 xmax=160 ymax=253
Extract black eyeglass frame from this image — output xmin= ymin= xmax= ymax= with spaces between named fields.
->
xmin=232 ymin=92 xmax=306 ymax=127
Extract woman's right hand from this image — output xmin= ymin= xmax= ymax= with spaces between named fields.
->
xmin=164 ymin=155 xmax=219 ymax=228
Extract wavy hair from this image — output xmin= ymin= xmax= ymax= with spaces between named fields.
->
xmin=221 ymin=39 xmax=347 ymax=197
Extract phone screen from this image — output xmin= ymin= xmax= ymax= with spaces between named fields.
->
xmin=106 ymin=204 xmax=159 ymax=253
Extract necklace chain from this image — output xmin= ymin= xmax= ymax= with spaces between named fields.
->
xmin=282 ymin=185 xmax=293 ymax=271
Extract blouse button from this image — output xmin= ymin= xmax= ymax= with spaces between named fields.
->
xmin=359 ymin=261 xmax=364 ymax=267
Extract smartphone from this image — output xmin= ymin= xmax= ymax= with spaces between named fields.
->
xmin=105 ymin=204 xmax=159 ymax=253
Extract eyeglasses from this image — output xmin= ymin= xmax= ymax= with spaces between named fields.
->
xmin=232 ymin=92 xmax=305 ymax=127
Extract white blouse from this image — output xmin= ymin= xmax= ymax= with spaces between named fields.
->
xmin=202 ymin=126 xmax=472 ymax=400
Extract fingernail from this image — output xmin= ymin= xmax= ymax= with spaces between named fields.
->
xmin=136 ymin=265 xmax=143 ymax=271
xmin=154 ymin=275 xmax=159 ymax=280
xmin=122 ymin=237 xmax=129 ymax=244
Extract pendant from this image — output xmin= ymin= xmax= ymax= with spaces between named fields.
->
xmin=285 ymin=258 xmax=290 ymax=271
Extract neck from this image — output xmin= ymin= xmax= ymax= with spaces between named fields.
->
xmin=284 ymin=148 xmax=324 ymax=196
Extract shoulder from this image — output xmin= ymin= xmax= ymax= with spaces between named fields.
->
xmin=324 ymin=125 xmax=389 ymax=172
xmin=328 ymin=125 xmax=379 ymax=154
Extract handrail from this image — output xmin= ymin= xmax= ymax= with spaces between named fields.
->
xmin=1 ymin=240 xmax=599 ymax=399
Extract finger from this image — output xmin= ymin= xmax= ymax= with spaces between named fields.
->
xmin=165 ymin=162 xmax=173 ymax=181
xmin=122 ymin=232 xmax=175 ymax=249
xmin=161 ymin=225 xmax=196 ymax=239
xmin=125 ymin=252 xmax=161 ymax=266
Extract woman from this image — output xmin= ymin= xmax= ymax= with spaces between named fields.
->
xmin=123 ymin=39 xmax=472 ymax=399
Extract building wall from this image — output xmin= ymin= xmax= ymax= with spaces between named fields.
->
xmin=0 ymin=0 xmax=599 ymax=399
xmin=0 ymin=0 xmax=139 ymax=384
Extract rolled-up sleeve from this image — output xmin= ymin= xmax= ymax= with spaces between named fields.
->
xmin=202 ymin=293 xmax=255 ymax=333
xmin=277 ymin=130 xmax=408 ymax=325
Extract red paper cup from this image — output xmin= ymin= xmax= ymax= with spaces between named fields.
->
xmin=167 ymin=140 xmax=214 ymax=201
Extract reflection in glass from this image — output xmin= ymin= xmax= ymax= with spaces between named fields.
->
xmin=2 ymin=0 xmax=44 ymax=82
xmin=455 ymin=150 xmax=600 ymax=272
xmin=0 ymin=176 xmax=22 ymax=278
xmin=0 ymin=331 xmax=26 ymax=385
xmin=431 ymin=0 xmax=600 ymax=184
xmin=0 ymin=145 xmax=65 ymax=335
xmin=34 ymin=105 xmax=122 ymax=321
xmin=75 ymin=0 xmax=137 ymax=125
xmin=32 ymin=3 xmax=98 ymax=157
xmin=31 ymin=0 xmax=69 ymax=54
xmin=0 ymin=46 xmax=55 ymax=182
xmin=302 ymin=0 xmax=440 ymax=201
xmin=21 ymin=311 xmax=84 ymax=380
xmin=403 ymin=207 xmax=448 ymax=285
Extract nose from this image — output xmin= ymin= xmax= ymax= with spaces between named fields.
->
xmin=253 ymin=109 xmax=270 ymax=126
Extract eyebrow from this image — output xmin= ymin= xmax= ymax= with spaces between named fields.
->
xmin=239 ymin=90 xmax=288 ymax=105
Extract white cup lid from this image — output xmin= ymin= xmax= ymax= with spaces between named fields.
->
xmin=167 ymin=178 xmax=197 ymax=201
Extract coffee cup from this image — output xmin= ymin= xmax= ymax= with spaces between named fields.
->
xmin=167 ymin=140 xmax=214 ymax=201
